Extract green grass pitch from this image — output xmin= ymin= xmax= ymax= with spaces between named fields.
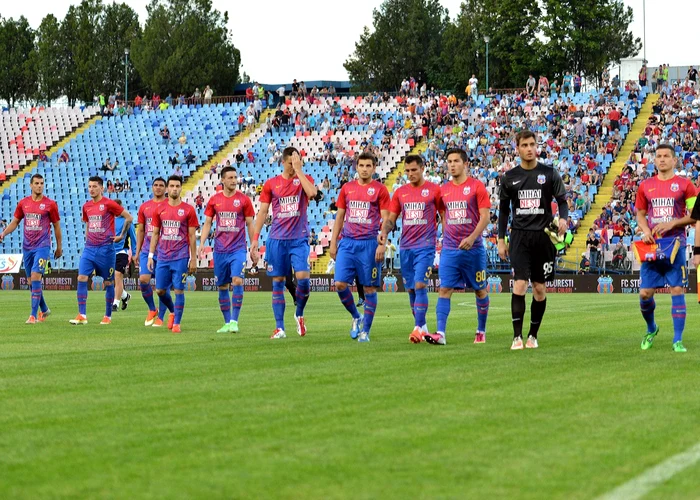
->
xmin=2 ymin=290 xmax=700 ymax=499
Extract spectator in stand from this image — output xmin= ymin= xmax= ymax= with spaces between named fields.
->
xmin=639 ymin=64 xmax=647 ymax=89
xmin=192 ymin=87 xmax=202 ymax=103
xmin=169 ymin=153 xmax=180 ymax=168
xmin=184 ymin=151 xmax=197 ymax=167
xmin=538 ymin=74 xmax=549 ymax=95
xmin=134 ymin=94 xmax=142 ymax=107
xmin=39 ymin=152 xmax=48 ymax=163
xmin=165 ymin=94 xmax=173 ymax=106
xmin=107 ymin=180 xmax=114 ymax=193
xmin=469 ymin=74 xmax=478 ymax=98
xmin=573 ymin=73 xmax=582 ymax=93
xmin=309 ymin=229 xmax=318 ymax=246
xmin=385 ymin=239 xmax=397 ymax=272
xmin=579 ymin=253 xmax=591 ymax=274
xmin=195 ymin=191 xmax=204 ymax=211
xmin=114 ymin=179 xmax=123 ymax=193
xmin=100 ymin=158 xmax=118 ymax=172
xmin=178 ymin=132 xmax=187 ymax=146
xmin=57 ymin=150 xmax=70 ymax=165
xmin=160 ymin=125 xmax=170 ymax=142
xmin=526 ymin=74 xmax=536 ymax=95
xmin=203 ymin=85 xmax=213 ymax=104
xmin=172 ymin=164 xmax=183 ymax=177
xmin=235 ymin=150 xmax=244 ymax=166
xmin=586 ymin=227 xmax=601 ymax=268
xmin=122 ymin=180 xmax=130 ymax=192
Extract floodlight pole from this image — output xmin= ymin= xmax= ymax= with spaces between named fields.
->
xmin=124 ymin=48 xmax=130 ymax=103
xmin=484 ymin=36 xmax=490 ymax=92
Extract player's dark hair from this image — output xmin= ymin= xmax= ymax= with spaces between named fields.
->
xmin=282 ymin=146 xmax=300 ymax=161
xmin=114 ymin=199 xmax=122 ymax=206
xmin=220 ymin=166 xmax=237 ymax=178
xmin=357 ymin=152 xmax=378 ymax=166
xmin=88 ymin=176 xmax=104 ymax=186
xmin=152 ymin=177 xmax=166 ymax=185
xmin=445 ymin=148 xmax=468 ymax=162
xmin=167 ymin=175 xmax=183 ymax=186
xmin=656 ymin=144 xmax=676 ymax=156
xmin=516 ymin=130 xmax=536 ymax=146
xmin=30 ymin=173 xmax=44 ymax=183
xmin=404 ymin=154 xmax=424 ymax=167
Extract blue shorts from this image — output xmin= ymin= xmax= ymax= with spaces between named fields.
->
xmin=335 ymin=238 xmax=382 ymax=287
xmin=265 ymin=238 xmax=309 ymax=277
xmin=214 ymin=250 xmax=247 ymax=285
xmin=640 ymin=251 xmax=687 ymax=289
xmin=24 ymin=247 xmax=50 ymax=276
xmin=400 ymin=246 xmax=435 ymax=290
xmin=79 ymin=246 xmax=116 ymax=281
xmin=139 ymin=252 xmax=157 ymax=277
xmin=438 ymin=247 xmax=488 ymax=290
xmin=155 ymin=258 xmax=190 ymax=291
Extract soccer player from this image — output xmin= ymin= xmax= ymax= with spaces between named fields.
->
xmin=199 ymin=166 xmax=255 ymax=333
xmin=498 ymin=131 xmax=568 ymax=350
xmin=636 ymin=144 xmax=696 ymax=352
xmin=250 ymin=147 xmax=317 ymax=339
xmin=135 ymin=178 xmax=169 ymax=326
xmin=147 ymin=176 xmax=199 ymax=333
xmin=112 ymin=199 xmax=136 ymax=311
xmin=330 ymin=153 xmax=390 ymax=342
xmin=71 ymin=176 xmax=133 ymax=325
xmin=429 ymin=148 xmax=491 ymax=346
xmin=378 ymin=154 xmax=440 ymax=343
xmin=0 ymin=174 xmax=62 ymax=324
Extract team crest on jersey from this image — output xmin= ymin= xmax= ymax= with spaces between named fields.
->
xmin=233 ymin=199 xmax=241 ymax=207
xmin=99 ymin=204 xmax=105 ymax=211
xmin=421 ymin=189 xmax=429 ymax=197
xmin=537 ymin=175 xmax=546 ymax=185
xmin=178 ymin=209 xmax=185 ymax=216
xmin=367 ymin=187 xmax=376 ymax=196
xmin=670 ymin=183 xmax=679 ymax=192
xmin=39 ymin=204 xmax=46 ymax=210
xmin=293 ymin=178 xmax=300 ymax=186
xmin=463 ymin=186 xmax=471 ymax=195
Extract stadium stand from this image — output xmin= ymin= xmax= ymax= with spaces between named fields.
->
xmin=0 ymin=106 xmax=98 ymax=181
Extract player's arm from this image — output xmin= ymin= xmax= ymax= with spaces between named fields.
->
xmin=188 ymin=226 xmax=197 ymax=274
xmin=0 ymin=217 xmax=21 ymax=243
xmin=148 ymin=211 xmax=161 ymax=272
xmin=250 ymin=202 xmax=269 ymax=262
xmin=135 ymin=224 xmax=144 ymax=258
xmin=636 ymin=209 xmax=654 ymax=244
xmin=551 ymin=170 xmax=569 ymax=234
xmin=375 ymin=209 xmax=391 ymax=262
xmin=292 ymin=152 xmax=318 ymax=199
xmin=198 ymin=215 xmax=214 ymax=259
xmin=461 ymin=207 xmax=491 ymax=250
xmin=329 ymin=208 xmax=346 ymax=260
xmin=127 ymin=224 xmax=137 ymax=260
xmin=53 ymin=221 xmax=63 ymax=259
xmin=113 ymin=208 xmax=133 ymax=243
xmin=378 ymin=212 xmax=399 ymax=245
xmin=497 ymin=183 xmax=511 ymax=259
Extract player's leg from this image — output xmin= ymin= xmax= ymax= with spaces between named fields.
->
xmin=214 ymin=251 xmax=233 ymax=332
xmin=71 ymin=248 xmax=96 ymax=324
xmin=639 ymin=261 xmax=663 ymax=349
xmin=139 ymin=252 xmax=158 ymax=325
xmin=465 ymin=248 xmax=489 ymax=343
xmin=412 ymin=247 xmax=434 ymax=336
xmin=266 ymin=239 xmax=288 ymax=338
xmin=97 ymin=249 xmax=117 ymax=324
xmin=525 ymin=233 xmax=554 ymax=348
xmin=667 ymin=256 xmax=688 ymax=352
xmin=509 ymin=232 xmax=528 ymax=349
xmin=400 ymin=249 xmax=416 ymax=320
xmin=171 ymin=259 xmax=188 ymax=333
xmin=114 ymin=269 xmax=124 ymax=310
xmin=356 ymin=281 xmax=365 ymax=307
xmin=285 ymin=271 xmax=297 ymax=306
xmin=114 ymin=254 xmax=131 ymax=310
xmin=291 ymin=238 xmax=311 ymax=334
xmin=334 ymin=239 xmax=362 ymax=339
xmin=154 ymin=260 xmax=175 ymax=326
xmin=228 ymin=250 xmax=247 ymax=333
xmin=24 ymin=249 xmax=39 ymax=322
xmin=357 ymin=240 xmax=382 ymax=342
xmin=428 ymin=249 xmax=463 ymax=345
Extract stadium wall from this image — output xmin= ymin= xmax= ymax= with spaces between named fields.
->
xmin=1 ymin=272 xmax=696 ymax=295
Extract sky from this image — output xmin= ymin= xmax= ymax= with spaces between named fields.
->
xmin=4 ymin=0 xmax=698 ymax=84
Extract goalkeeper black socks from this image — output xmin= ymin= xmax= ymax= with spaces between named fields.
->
xmin=511 ymin=294 xmax=526 ymax=338
xmin=529 ymin=298 xmax=547 ymax=338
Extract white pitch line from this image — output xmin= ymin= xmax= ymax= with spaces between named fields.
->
xmin=597 ymin=441 xmax=700 ymax=500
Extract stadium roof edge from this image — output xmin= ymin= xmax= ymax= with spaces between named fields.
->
xmin=234 ymin=80 xmax=352 ymax=92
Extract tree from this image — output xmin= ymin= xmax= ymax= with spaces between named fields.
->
xmin=35 ymin=14 xmax=64 ymax=105
xmin=344 ymin=0 xmax=449 ymax=91
xmin=0 ymin=16 xmax=37 ymax=107
xmin=73 ymin=0 xmax=103 ymax=104
xmin=541 ymin=0 xmax=641 ymax=85
xmin=132 ymin=0 xmax=241 ymax=97
xmin=98 ymin=3 xmax=142 ymax=99
xmin=58 ymin=7 xmax=80 ymax=106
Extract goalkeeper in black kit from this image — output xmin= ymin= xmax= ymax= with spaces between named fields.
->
xmin=497 ymin=131 xmax=568 ymax=350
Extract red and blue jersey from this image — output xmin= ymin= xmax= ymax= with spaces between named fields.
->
xmin=82 ymin=197 xmax=123 ymax=248
xmin=152 ymin=201 xmax=199 ymax=262
xmin=439 ymin=177 xmax=491 ymax=250
xmin=14 ymin=196 xmax=60 ymax=251
xmin=137 ymin=199 xmax=166 ymax=255
xmin=337 ymin=180 xmax=390 ymax=240
xmin=260 ymin=174 xmax=315 ymax=240
xmin=389 ymin=181 xmax=441 ymax=249
xmin=205 ymin=191 xmax=255 ymax=253
xmin=636 ymin=175 xmax=696 ymax=241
